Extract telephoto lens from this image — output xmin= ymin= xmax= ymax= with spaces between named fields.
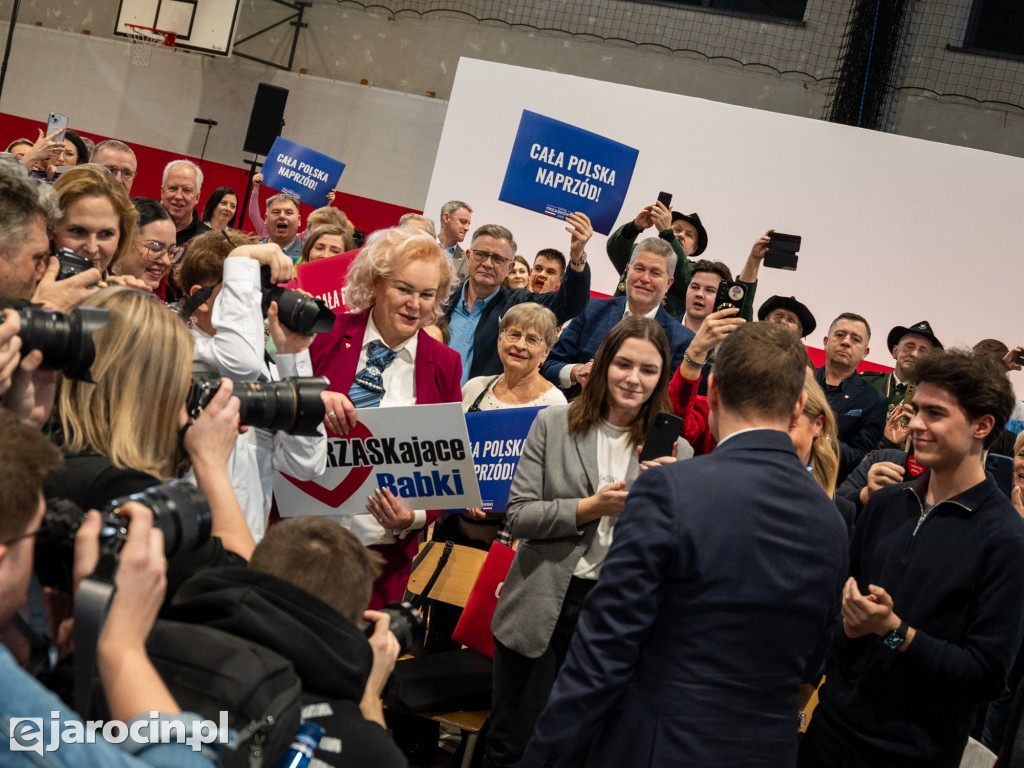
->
xmin=16 ymin=305 xmax=110 ymax=381
xmin=259 ymin=265 xmax=335 ymax=335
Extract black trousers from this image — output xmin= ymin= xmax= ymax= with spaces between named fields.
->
xmin=483 ymin=576 xmax=595 ymax=768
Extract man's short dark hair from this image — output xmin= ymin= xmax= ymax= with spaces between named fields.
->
xmin=248 ymin=517 xmax=383 ymax=624
xmin=712 ymin=322 xmax=807 ymax=421
xmin=0 ymin=410 xmax=62 ymax=541
xmin=828 ymin=312 xmax=872 ymax=342
xmin=973 ymin=338 xmax=1008 ymax=362
xmin=534 ymin=248 xmax=566 ymax=273
xmin=914 ymin=349 xmax=1014 ymax=450
xmin=689 ymin=259 xmax=733 ymax=284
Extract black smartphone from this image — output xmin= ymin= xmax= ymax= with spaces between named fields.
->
xmin=1015 ymin=349 xmax=1024 ymax=365
xmin=764 ymin=232 xmax=802 ymax=271
xmin=986 ymin=453 xmax=1014 ymax=499
xmin=657 ymin=191 xmax=672 ymax=208
xmin=713 ymin=280 xmax=746 ymax=313
xmin=638 ymin=412 xmax=683 ymax=463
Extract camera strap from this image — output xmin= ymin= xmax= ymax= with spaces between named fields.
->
xmin=72 ymin=575 xmax=116 ymax=716
xmin=177 ymin=282 xmax=219 ymax=324
xmin=408 ymin=540 xmax=454 ymax=610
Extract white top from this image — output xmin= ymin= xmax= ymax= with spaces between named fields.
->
xmin=558 ymin=301 xmax=660 ymax=388
xmin=190 ymin=256 xmax=265 ymax=379
xmin=341 ymin=312 xmax=426 ymax=546
xmin=461 ymin=375 xmax=567 ymax=412
xmin=573 ymin=420 xmax=632 ymax=580
xmin=190 ymin=337 xmax=327 ymax=542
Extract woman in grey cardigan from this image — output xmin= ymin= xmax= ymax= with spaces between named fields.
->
xmin=485 ymin=316 xmax=691 ymax=768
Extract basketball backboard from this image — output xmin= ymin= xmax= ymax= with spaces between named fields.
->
xmin=115 ymin=0 xmax=241 ymax=56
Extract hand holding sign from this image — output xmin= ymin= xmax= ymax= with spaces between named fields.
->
xmin=566 ymin=212 xmax=593 ymax=265
xmin=368 ymin=487 xmax=415 ymax=531
xmin=261 ymin=137 xmax=346 ymax=209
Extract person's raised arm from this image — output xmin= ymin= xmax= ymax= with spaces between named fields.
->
xmin=247 ymin=172 xmax=269 ymax=238
xmin=359 ymin=610 xmax=400 ymax=727
xmin=605 ymin=206 xmax=652 ymax=274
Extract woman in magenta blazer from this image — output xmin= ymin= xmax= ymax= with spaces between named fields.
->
xmin=308 ymin=226 xmax=462 ymax=608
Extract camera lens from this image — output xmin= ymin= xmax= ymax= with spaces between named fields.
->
xmin=17 ymin=306 xmax=110 ymax=381
xmin=111 ymin=479 xmax=212 ymax=557
xmin=259 ymin=266 xmax=336 ymax=335
xmin=234 ymin=377 xmax=328 ymax=436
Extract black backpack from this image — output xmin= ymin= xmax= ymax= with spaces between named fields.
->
xmin=145 ymin=619 xmax=303 ymax=768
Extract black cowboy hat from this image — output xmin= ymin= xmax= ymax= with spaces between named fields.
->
xmin=757 ymin=295 xmax=816 ymax=338
xmin=670 ymin=211 xmax=708 ymax=257
xmin=886 ymin=321 xmax=943 ymax=354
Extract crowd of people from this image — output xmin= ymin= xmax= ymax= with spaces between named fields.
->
xmin=0 ymin=124 xmax=1023 ymax=768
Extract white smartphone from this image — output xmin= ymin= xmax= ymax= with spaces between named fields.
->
xmin=46 ymin=112 xmax=68 ymax=143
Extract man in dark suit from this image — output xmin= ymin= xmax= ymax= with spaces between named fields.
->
xmin=814 ymin=312 xmax=888 ymax=481
xmin=438 ymin=200 xmax=472 ymax=278
xmin=444 ymin=218 xmax=592 ymax=383
xmin=518 ymin=322 xmax=849 ymax=768
xmin=541 ymin=237 xmax=694 ymax=399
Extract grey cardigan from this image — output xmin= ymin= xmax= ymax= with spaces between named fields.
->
xmin=491 ymin=405 xmax=692 ymax=658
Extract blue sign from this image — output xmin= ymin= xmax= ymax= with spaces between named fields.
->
xmin=465 ymin=406 xmax=544 ymax=513
xmin=261 ymin=137 xmax=346 ymax=209
xmin=498 ymin=111 xmax=639 ymax=236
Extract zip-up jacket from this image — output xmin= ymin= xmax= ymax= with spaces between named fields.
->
xmin=812 ymin=472 xmax=1024 ymax=767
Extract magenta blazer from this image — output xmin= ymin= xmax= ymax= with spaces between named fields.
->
xmin=308 ymin=308 xmax=463 ymax=607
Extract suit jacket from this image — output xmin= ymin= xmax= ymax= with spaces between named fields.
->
xmin=541 ymin=296 xmax=694 ymax=396
xmin=518 ymin=430 xmax=849 ymax=768
xmin=491 ymin=406 xmax=692 ymax=659
xmin=450 ymin=243 xmax=469 ymax=280
xmin=814 ymin=367 xmax=888 ymax=480
xmin=308 ymin=308 xmax=463 ymax=605
xmin=444 ymin=264 xmax=591 ymax=380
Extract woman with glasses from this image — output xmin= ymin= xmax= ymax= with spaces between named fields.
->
xmin=486 ymin=316 xmax=689 ymax=768
xmin=55 ymin=129 xmax=89 ymax=167
xmin=52 ymin=165 xmax=137 ymax=276
xmin=308 ymin=226 xmax=462 ymax=607
xmin=109 ymin=198 xmax=180 ymax=294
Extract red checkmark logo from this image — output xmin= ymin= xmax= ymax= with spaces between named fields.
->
xmin=280 ymin=421 xmax=375 ymax=507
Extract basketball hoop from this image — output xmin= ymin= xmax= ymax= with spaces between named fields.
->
xmin=124 ymin=24 xmax=176 ymax=66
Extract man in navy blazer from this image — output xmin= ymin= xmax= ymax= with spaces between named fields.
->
xmin=542 ymin=237 xmax=694 ymax=399
xmin=518 ymin=323 xmax=849 ymax=768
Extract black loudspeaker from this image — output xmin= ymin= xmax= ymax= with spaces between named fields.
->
xmin=243 ymin=83 xmax=288 ymax=156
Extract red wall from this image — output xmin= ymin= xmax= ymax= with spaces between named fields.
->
xmin=1 ymin=113 xmax=420 ymax=235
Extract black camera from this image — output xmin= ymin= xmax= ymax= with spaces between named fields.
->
xmin=0 ymin=299 xmax=109 ymax=381
xmin=34 ymin=479 xmax=212 ymax=592
xmin=259 ymin=266 xmax=335 ymax=335
xmin=187 ymin=360 xmax=328 ymax=436
xmin=55 ymin=248 xmax=97 ymax=281
xmin=364 ymin=601 xmax=425 ymax=657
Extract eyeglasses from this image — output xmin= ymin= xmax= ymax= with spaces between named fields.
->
xmin=54 ymin=148 xmax=77 ymax=159
xmin=163 ymin=185 xmax=196 ymax=197
xmin=471 ymin=250 xmax=510 ymax=268
xmin=501 ymin=328 xmax=546 ymax=349
xmin=137 ymin=240 xmax=184 ymax=262
xmin=102 ymin=165 xmax=137 ymax=181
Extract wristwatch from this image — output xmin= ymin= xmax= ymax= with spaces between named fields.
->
xmin=882 ymin=620 xmax=908 ymax=650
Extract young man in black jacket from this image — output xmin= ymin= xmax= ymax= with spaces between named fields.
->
xmin=801 ymin=349 xmax=1024 ymax=768
xmin=168 ymin=517 xmax=407 ymax=768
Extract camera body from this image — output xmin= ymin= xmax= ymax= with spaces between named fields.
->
xmin=188 ymin=360 xmax=328 ymax=436
xmin=55 ymin=248 xmax=96 ymax=281
xmin=364 ymin=601 xmax=425 ymax=657
xmin=259 ymin=266 xmax=335 ymax=335
xmin=35 ymin=479 xmax=212 ymax=592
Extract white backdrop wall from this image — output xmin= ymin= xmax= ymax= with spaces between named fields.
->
xmin=425 ymin=59 xmax=1024 ymax=396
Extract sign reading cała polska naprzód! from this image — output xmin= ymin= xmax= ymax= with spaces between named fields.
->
xmin=273 ymin=403 xmax=482 ymax=516
xmin=498 ymin=110 xmax=639 ymax=236
xmin=261 ymin=137 xmax=346 ymax=209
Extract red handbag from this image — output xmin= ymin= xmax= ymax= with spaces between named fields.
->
xmin=451 ymin=542 xmax=516 ymax=659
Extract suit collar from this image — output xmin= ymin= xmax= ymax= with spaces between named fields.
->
xmin=712 ymin=428 xmax=799 ymax=456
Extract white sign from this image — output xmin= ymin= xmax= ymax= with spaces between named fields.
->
xmin=274 ymin=402 xmax=482 ymax=516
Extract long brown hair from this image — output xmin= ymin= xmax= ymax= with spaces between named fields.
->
xmin=567 ymin=315 xmax=672 ymax=446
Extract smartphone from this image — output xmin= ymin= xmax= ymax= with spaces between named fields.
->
xmin=899 ymin=382 xmax=916 ymax=427
xmin=986 ymin=453 xmax=1014 ymax=499
xmin=1015 ymin=349 xmax=1024 ymax=365
xmin=657 ymin=191 xmax=672 ymax=208
xmin=764 ymin=232 xmax=802 ymax=271
xmin=638 ymin=412 xmax=684 ymax=463
xmin=46 ymin=112 xmax=68 ymax=143
xmin=713 ymin=280 xmax=746 ymax=313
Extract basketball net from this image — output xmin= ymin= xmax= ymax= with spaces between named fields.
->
xmin=124 ymin=24 xmax=176 ymax=66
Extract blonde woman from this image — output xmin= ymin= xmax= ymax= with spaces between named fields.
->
xmin=52 ymin=164 xmax=138 ymax=276
xmin=49 ymin=288 xmax=256 ymax=578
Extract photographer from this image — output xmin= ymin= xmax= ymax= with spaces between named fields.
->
xmin=0 ymin=157 xmax=101 ymax=313
xmin=48 ymin=288 xmax=254 ymax=587
xmin=167 ymin=517 xmax=407 ymax=767
xmin=172 ymin=231 xmax=327 ymax=541
xmin=0 ymin=410 xmax=221 ymax=767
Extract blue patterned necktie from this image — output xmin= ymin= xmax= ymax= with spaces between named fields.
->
xmin=348 ymin=341 xmax=398 ymax=408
